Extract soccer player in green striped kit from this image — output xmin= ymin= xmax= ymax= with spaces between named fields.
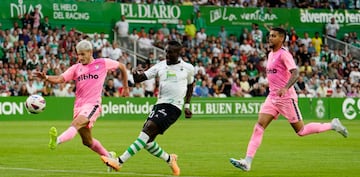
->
xmin=101 ymin=40 xmax=195 ymax=176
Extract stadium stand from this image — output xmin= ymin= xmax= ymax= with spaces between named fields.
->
xmin=0 ymin=2 xmax=359 ymax=98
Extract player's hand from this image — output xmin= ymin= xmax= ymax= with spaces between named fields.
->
xmin=32 ymin=71 xmax=46 ymax=80
xmin=276 ymin=88 xmax=287 ymax=97
xmin=122 ymin=87 xmax=130 ymax=97
xmin=132 ymin=67 xmax=144 ymax=75
xmin=184 ymin=108 xmax=192 ymax=119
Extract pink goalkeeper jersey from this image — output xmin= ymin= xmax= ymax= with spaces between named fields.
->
xmin=266 ymin=48 xmax=298 ymax=99
xmin=61 ymin=58 xmax=119 ymax=108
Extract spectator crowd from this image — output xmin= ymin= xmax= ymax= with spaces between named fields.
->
xmin=0 ymin=3 xmax=359 ymax=98
xmin=85 ymin=0 xmax=360 ymax=10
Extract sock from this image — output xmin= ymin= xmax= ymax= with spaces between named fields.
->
xmin=57 ymin=126 xmax=77 ymax=144
xmin=90 ymin=138 xmax=109 ymax=156
xmin=119 ymin=132 xmax=149 ymax=163
xmin=145 ymin=141 xmax=170 ymax=162
xmin=245 ymin=156 xmax=253 ymax=164
xmin=246 ymin=123 xmax=264 ymax=159
xmin=297 ymin=122 xmax=332 ymax=136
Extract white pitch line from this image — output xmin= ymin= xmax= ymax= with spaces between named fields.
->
xmin=0 ymin=166 xmax=203 ymax=177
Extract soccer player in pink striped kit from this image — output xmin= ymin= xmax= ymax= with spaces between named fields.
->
xmin=230 ymin=27 xmax=348 ymax=172
xmin=34 ymin=40 xmax=129 ymax=168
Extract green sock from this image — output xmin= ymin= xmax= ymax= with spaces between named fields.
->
xmin=145 ymin=141 xmax=170 ymax=162
xmin=119 ymin=132 xmax=149 ymax=163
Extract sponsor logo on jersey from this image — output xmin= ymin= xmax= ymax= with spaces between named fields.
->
xmin=166 ymin=70 xmax=177 ymax=78
xmin=77 ymin=74 xmax=99 ymax=81
xmin=266 ymin=68 xmax=277 ymax=74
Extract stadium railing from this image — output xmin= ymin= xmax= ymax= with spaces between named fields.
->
xmin=324 ymin=35 xmax=360 ymax=60
xmin=113 ymin=31 xmax=166 ymax=67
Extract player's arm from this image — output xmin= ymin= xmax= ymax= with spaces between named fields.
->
xmin=118 ymin=63 xmax=129 ymax=96
xmin=184 ymin=64 xmax=195 ymax=118
xmin=285 ymin=68 xmax=299 ymax=90
xmin=184 ymin=81 xmax=195 ymax=119
xmin=132 ymin=67 xmax=148 ymax=83
xmin=277 ymin=68 xmax=299 ymax=97
xmin=277 ymin=51 xmax=299 ymax=97
xmin=185 ymin=82 xmax=194 ymax=105
xmin=46 ymin=75 xmax=65 ymax=84
xmin=33 ymin=71 xmax=65 ymax=83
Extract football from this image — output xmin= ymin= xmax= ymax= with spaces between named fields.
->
xmin=25 ymin=95 xmax=46 ymax=114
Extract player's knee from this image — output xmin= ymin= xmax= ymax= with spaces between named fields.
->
xmin=297 ymin=129 xmax=305 ymax=137
xmin=142 ymin=129 xmax=158 ymax=141
xmin=297 ymin=132 xmax=305 ymax=137
xmin=72 ymin=122 xmax=87 ymax=130
xmin=147 ymin=138 xmax=155 ymax=144
xmin=143 ymin=121 xmax=159 ymax=137
xmin=82 ymin=139 xmax=92 ymax=147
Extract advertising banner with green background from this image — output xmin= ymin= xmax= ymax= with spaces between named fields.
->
xmin=0 ymin=97 xmax=358 ymax=121
xmin=199 ymin=7 xmax=360 ymax=36
xmin=0 ymin=0 xmax=358 ymax=39
xmin=0 ymin=0 xmax=193 ymax=36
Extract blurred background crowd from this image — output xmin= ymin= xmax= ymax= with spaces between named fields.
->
xmin=0 ymin=1 xmax=359 ymax=98
xmin=82 ymin=0 xmax=360 ymax=9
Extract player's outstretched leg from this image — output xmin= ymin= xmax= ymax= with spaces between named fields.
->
xmin=145 ymin=141 xmax=180 ymax=176
xmin=331 ymin=118 xmax=348 ymax=138
xmin=48 ymin=127 xmax=58 ymax=150
xmin=168 ymin=154 xmax=180 ymax=176
xmin=107 ymin=151 xmax=117 ymax=172
xmin=101 ymin=155 xmax=122 ymax=171
xmin=230 ymin=158 xmax=251 ymax=172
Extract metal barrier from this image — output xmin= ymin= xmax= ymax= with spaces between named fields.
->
xmin=324 ymin=35 xmax=360 ymax=60
xmin=113 ymin=31 xmax=166 ymax=68
xmin=112 ymin=32 xmax=360 ymax=66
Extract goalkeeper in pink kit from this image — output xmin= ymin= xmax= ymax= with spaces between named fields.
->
xmin=230 ymin=27 xmax=348 ymax=172
xmin=34 ymin=40 xmax=129 ymax=169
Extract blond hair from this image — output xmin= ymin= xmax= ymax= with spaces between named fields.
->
xmin=76 ymin=40 xmax=93 ymax=51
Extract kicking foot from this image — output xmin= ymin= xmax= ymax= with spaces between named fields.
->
xmin=331 ymin=118 xmax=348 ymax=138
xmin=168 ymin=154 xmax=180 ymax=176
xmin=230 ymin=158 xmax=251 ymax=172
xmin=107 ymin=151 xmax=117 ymax=172
xmin=101 ymin=155 xmax=121 ymax=171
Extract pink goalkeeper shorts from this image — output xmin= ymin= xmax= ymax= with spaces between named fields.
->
xmin=73 ymin=104 xmax=101 ymax=128
xmin=260 ymin=97 xmax=303 ymax=123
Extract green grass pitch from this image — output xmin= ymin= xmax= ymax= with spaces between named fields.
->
xmin=0 ymin=118 xmax=359 ymax=177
